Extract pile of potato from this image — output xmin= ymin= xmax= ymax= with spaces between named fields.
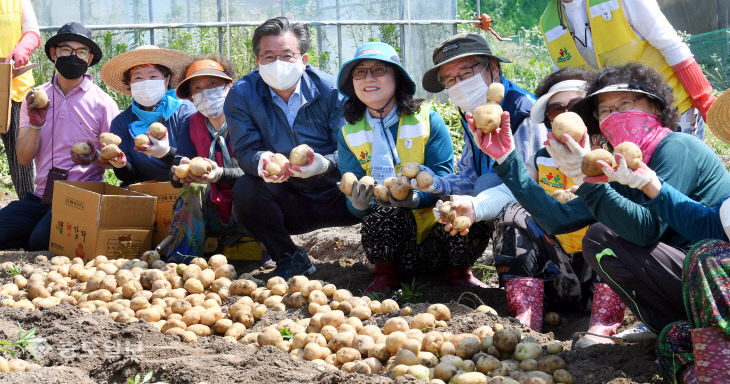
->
xmin=0 ymin=356 xmax=40 ymax=373
xmin=0 ymin=255 xmax=572 ymax=383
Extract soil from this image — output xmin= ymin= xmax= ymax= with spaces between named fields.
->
xmin=0 ymin=192 xmax=665 ymax=384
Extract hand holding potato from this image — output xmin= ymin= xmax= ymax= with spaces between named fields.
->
xmin=544 ymin=131 xmax=590 ymax=187
xmin=70 ymin=140 xmax=101 ymax=166
xmin=98 ymin=143 xmax=127 ymax=168
xmin=24 ymin=90 xmax=49 ymax=128
xmin=467 ymin=111 xmax=514 ymax=163
xmin=135 ymin=129 xmax=170 ymax=158
xmin=437 ymin=197 xmax=476 ymax=236
xmin=374 ymin=176 xmax=419 ymax=209
xmin=289 ymin=149 xmax=330 ymax=179
xmin=339 ymin=179 xmax=374 ymax=211
xmin=172 ymin=157 xmax=196 ymax=185
xmin=189 ymin=158 xmax=223 ymax=184
xmin=406 ymin=165 xmax=448 ymax=195
xmin=257 ymin=151 xmax=290 ymax=183
xmin=584 ymin=153 xmax=657 ymax=190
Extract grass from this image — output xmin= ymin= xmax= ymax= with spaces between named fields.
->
xmin=279 ymin=328 xmax=293 ymax=342
xmin=6 ymin=263 xmax=21 ymax=276
xmin=0 ymin=323 xmax=46 ymax=360
xmin=127 ymin=371 xmax=168 ymax=384
xmin=471 ymin=263 xmax=496 ymax=283
xmin=395 ymin=278 xmax=425 ymax=304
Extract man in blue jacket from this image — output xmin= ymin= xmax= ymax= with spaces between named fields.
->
xmin=225 ymin=17 xmax=359 ymax=279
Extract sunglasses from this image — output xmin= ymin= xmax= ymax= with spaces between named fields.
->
xmin=352 ymin=65 xmax=389 ymax=80
xmin=545 ymin=97 xmax=582 ymax=122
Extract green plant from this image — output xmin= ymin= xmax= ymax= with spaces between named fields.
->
xmin=6 ymin=263 xmax=21 ymax=276
xmin=471 ymin=264 xmax=496 ymax=283
xmin=366 ymin=291 xmax=386 ymax=302
xmin=432 ymin=101 xmax=465 ymax=158
xmin=127 ymin=371 xmax=169 ymax=384
xmin=104 ymin=169 xmax=122 ymax=187
xmin=0 ymin=323 xmax=46 ymax=360
xmin=279 ymin=328 xmax=293 ymax=342
xmin=395 ymin=278 xmax=424 ymax=304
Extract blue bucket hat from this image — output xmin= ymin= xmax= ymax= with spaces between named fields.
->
xmin=337 ymin=42 xmax=415 ymax=98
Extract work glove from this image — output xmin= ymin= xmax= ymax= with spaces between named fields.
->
xmin=99 ymin=143 xmax=127 ymax=168
xmin=375 ymin=176 xmax=420 ymax=209
xmin=289 ymin=148 xmax=330 ymax=178
xmin=25 ymin=90 xmax=48 ymax=129
xmin=70 ymin=139 xmax=100 ymax=166
xmin=584 ymin=153 xmax=656 ymax=189
xmin=5 ymin=32 xmax=40 ymax=67
xmin=467 ymin=111 xmax=515 ymax=163
xmin=135 ymin=130 xmax=170 ymax=158
xmin=257 ymin=151 xmax=290 ymax=183
xmin=189 ymin=158 xmax=224 ymax=184
xmin=408 ymin=164 xmax=449 ymax=195
xmin=338 ymin=179 xmax=374 ymax=211
xmin=544 ymin=132 xmax=590 ymax=187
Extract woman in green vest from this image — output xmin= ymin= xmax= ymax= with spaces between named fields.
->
xmin=336 ymin=42 xmax=492 ymax=292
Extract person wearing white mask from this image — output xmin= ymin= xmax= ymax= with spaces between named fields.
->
xmin=225 ymin=17 xmax=360 ymax=279
xmin=99 ymin=45 xmax=196 ymax=186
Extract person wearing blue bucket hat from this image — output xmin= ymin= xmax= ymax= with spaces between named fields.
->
xmin=336 ymin=42 xmax=492 ymax=292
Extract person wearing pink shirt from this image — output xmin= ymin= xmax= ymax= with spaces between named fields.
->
xmin=0 ymin=22 xmax=119 ymax=251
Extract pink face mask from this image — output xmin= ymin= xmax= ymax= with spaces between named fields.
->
xmin=599 ymin=110 xmax=673 ymax=164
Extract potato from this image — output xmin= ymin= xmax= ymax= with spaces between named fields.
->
xmin=401 ymin=162 xmax=420 ymax=179
xmin=537 ymin=355 xmax=566 ymax=374
xmin=416 ymin=171 xmax=433 ymax=189
xmin=411 ymin=313 xmax=436 ymax=330
xmin=473 ymin=103 xmax=503 ymax=134
xmin=134 ymin=134 xmax=150 ymax=148
xmin=614 ymin=141 xmax=642 ymax=170
xmin=407 ymin=364 xmax=430 ymax=381
xmin=440 ymin=341 xmax=456 ymax=356
xmin=368 ymin=343 xmax=389 ymax=362
xmin=27 ymin=283 xmax=50 ymax=300
xmin=451 ymin=371 xmax=488 ymax=384
xmin=339 ymin=172 xmax=357 ymax=195
xmin=388 ymin=176 xmax=411 ymax=200
xmin=493 ymin=329 xmax=519 ymax=353
xmin=520 ymin=359 xmax=538 ymax=372
xmin=174 ymin=163 xmax=190 ymax=179
xmin=101 ymin=144 xmax=122 ymax=160
xmin=456 ymin=335 xmax=481 ymax=359
xmin=148 ymin=122 xmax=167 ymax=139
xmin=403 ymin=337 xmax=422 ymax=355
xmin=72 ymin=141 xmax=92 ymax=155
xmin=289 ymin=144 xmax=312 ymax=166
xmin=523 ymin=370 xmax=554 ymax=384
xmin=230 ymin=279 xmax=256 ymax=296
xmin=187 ymin=157 xmax=212 ymax=177
xmin=383 ymin=317 xmax=409 ymax=335
xmin=513 ymin=342 xmax=543 ymax=361
xmin=328 ymin=331 xmax=355 ymax=352
xmin=394 ymin=348 xmax=419 ymax=366
xmin=418 ymin=351 xmax=438 ymax=367
xmin=439 ymin=201 xmax=456 ymax=223
xmin=476 ymin=354 xmax=501 ymax=374
xmin=551 ymin=190 xmax=576 ymax=204
xmin=266 ymin=153 xmax=289 ymax=176
xmin=208 ymin=254 xmax=227 ymax=270
xmin=336 ymin=347 xmax=361 ymax=364
xmin=215 ymin=265 xmax=237 ymax=280
xmin=487 ymin=82 xmax=505 ymax=104
xmin=350 ymin=305 xmax=371 ymax=320
xmin=99 ymin=132 xmax=122 ymax=146
xmin=452 ymin=216 xmax=472 ymax=232
xmin=258 ymin=327 xmax=283 ymax=347
xmin=391 ymin=364 xmax=408 ymax=379
xmin=379 ymin=299 xmax=399 ymax=314
xmin=385 ymin=331 xmax=407 ymax=354
xmin=421 ymin=331 xmax=444 ymax=354
xmin=362 ymin=356 xmax=383 ymax=374
xmin=187 ymin=324 xmax=211 ymax=337
xmin=288 ymin=275 xmax=309 ymax=293
xmin=184 ymin=278 xmax=204 ymax=294
xmin=581 ymin=148 xmax=613 ymax=177
xmin=553 ymin=369 xmax=572 ymax=383
xmin=544 ymin=312 xmax=560 ymax=326
xmin=434 ymin=361 xmax=458 ymax=381
xmin=0 ymin=356 xmax=9 ymax=373
xmin=461 ymin=359 xmax=476 ymax=372
xmin=426 ymin=303 xmax=450 ymax=321
xmin=551 ymin=112 xmax=586 ymax=144
xmin=546 ymin=342 xmax=563 ymax=355
xmin=308 ymin=290 xmax=328 ymax=305
xmin=29 ymin=87 xmax=49 ymax=108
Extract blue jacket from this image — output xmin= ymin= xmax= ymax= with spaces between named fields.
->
xmin=337 ymin=109 xmax=455 ymax=217
xmin=110 ymin=102 xmax=196 ymax=186
xmin=225 ymin=65 xmax=346 ymax=194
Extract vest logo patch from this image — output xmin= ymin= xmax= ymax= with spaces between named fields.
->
xmin=540 ymin=172 xmax=564 ymax=189
xmin=557 ymin=47 xmax=572 ymax=63
xmin=404 ymin=138 xmax=413 ymax=149
xmin=358 ymin=150 xmax=371 ymax=164
xmin=442 ymin=43 xmax=459 ymax=53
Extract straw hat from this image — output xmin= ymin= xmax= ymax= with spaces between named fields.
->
xmin=176 ymin=59 xmax=233 ymax=99
xmin=100 ymin=45 xmax=191 ymax=96
xmin=707 ymin=89 xmax=730 ymax=144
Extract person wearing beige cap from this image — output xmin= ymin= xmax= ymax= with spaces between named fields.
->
xmin=99 ymin=45 xmax=196 ymax=186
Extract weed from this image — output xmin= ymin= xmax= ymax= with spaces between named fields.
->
xmin=395 ymin=278 xmax=424 ymax=304
xmin=127 ymin=371 xmax=169 ymax=384
xmin=6 ymin=263 xmax=21 ymax=276
xmin=0 ymin=323 xmax=46 ymax=360
xmin=471 ymin=264 xmax=496 ymax=283
xmin=279 ymin=328 xmax=293 ymax=342
xmin=366 ymin=291 xmax=386 ymax=302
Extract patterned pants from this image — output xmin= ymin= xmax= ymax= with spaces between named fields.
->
xmin=1 ymin=101 xmax=35 ymax=200
xmin=361 ymin=205 xmax=492 ymax=279
xmin=656 ymin=239 xmax=730 ymax=382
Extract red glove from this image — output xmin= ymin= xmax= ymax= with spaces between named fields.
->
xmin=24 ymin=89 xmax=48 ymax=128
xmin=467 ymin=111 xmax=515 ymax=163
xmin=672 ymin=57 xmax=716 ymax=121
xmin=5 ymin=31 xmax=40 ymax=67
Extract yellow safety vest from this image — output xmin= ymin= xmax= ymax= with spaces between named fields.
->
xmin=342 ymin=106 xmax=437 ymax=244
xmin=0 ymin=0 xmax=34 ymax=102
xmin=536 ymin=156 xmax=588 ymax=254
xmin=540 ymin=0 xmax=691 ymax=114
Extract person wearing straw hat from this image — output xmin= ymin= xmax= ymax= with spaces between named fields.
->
xmin=100 ymin=45 xmax=196 ymax=186
xmin=336 ymin=41 xmax=491 ymax=292
xmin=225 ymin=17 xmax=359 ymax=279
xmin=1 ymin=0 xmax=41 ymax=201
xmin=0 ymin=22 xmax=119 ymax=251
xmin=471 ymin=62 xmax=730 ymax=347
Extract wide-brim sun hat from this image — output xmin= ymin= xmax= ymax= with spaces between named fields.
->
xmin=45 ymin=22 xmax=102 ymax=66
xmin=571 ymin=83 xmax=666 ymax=134
xmin=707 ymin=88 xmax=730 ymax=144
xmin=100 ymin=45 xmax=191 ymax=96
xmin=337 ymin=41 xmax=415 ymax=98
xmin=176 ymin=59 xmax=233 ymax=99
xmin=530 ymin=80 xmax=588 ymax=124
xmin=422 ymin=32 xmax=510 ymax=93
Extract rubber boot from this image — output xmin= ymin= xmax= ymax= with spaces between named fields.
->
xmin=573 ymin=283 xmax=626 ymax=349
xmin=691 ymin=327 xmax=730 ymax=383
xmin=447 ymin=266 xmax=488 ymax=288
xmin=505 ymin=277 xmax=544 ymax=331
xmin=365 ymin=261 xmax=399 ymax=293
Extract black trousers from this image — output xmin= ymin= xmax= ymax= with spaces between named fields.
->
xmin=1 ymin=101 xmax=35 ymax=200
xmin=231 ymin=174 xmax=359 ymax=261
xmin=581 ymin=223 xmax=688 ymax=332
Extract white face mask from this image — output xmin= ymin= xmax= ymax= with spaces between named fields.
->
xmin=130 ymin=79 xmax=167 ymax=107
xmin=258 ymin=59 xmax=304 ymax=91
xmin=446 ymin=73 xmax=489 ymax=114
xmin=192 ymin=85 xmax=228 ymax=118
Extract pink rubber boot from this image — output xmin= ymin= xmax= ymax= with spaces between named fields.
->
xmin=574 ymin=283 xmax=626 ymax=349
xmin=505 ymin=277 xmax=544 ymax=331
xmin=691 ymin=327 xmax=730 ymax=383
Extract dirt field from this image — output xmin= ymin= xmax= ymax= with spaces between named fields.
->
xmin=0 ymin=193 xmax=665 ymax=384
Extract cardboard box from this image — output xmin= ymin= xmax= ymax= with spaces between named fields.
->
xmin=0 ymin=62 xmax=12 ymax=134
xmin=49 ymin=181 xmax=157 ymax=261
xmin=129 ymin=181 xmax=181 ymax=247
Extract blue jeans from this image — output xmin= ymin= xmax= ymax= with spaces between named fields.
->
xmin=0 ymin=193 xmax=52 ymax=251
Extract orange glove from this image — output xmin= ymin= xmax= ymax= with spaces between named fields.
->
xmin=672 ymin=57 xmax=716 ymax=121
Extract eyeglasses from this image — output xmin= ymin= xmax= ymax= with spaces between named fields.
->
xmin=440 ymin=62 xmax=482 ymax=89
xmin=595 ymin=96 xmax=643 ymax=121
xmin=56 ymin=45 xmax=90 ymax=60
xmin=545 ymin=97 xmax=583 ymax=121
xmin=352 ymin=65 xmax=390 ymax=80
xmin=258 ymin=52 xmax=302 ymax=65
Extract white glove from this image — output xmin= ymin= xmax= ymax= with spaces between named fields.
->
xmin=544 ymin=134 xmax=590 ymax=187
xmin=409 ymin=164 xmax=449 ymax=195
xmin=189 ymin=158 xmax=224 ymax=184
xmin=137 ymin=131 xmax=171 ymax=158
xmin=719 ymin=198 xmax=730 ymax=241
xmin=289 ymin=150 xmax=330 ymax=178
xmin=600 ymin=155 xmax=656 ymax=189
xmin=257 ymin=151 xmax=290 ymax=183
xmin=339 ymin=179 xmax=374 ymax=211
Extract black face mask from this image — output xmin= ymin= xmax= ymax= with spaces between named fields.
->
xmin=55 ymin=55 xmax=88 ymax=79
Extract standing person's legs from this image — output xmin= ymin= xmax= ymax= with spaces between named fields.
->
xmin=582 ymin=223 xmax=687 ymax=333
xmin=0 ymin=193 xmax=50 ymax=250
xmin=1 ymin=101 xmax=35 ymax=200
